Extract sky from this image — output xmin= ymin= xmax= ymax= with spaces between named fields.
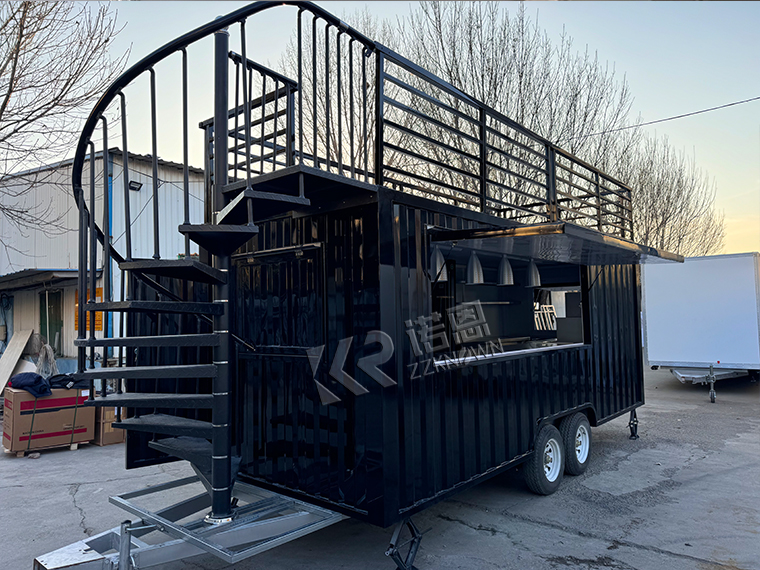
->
xmin=104 ymin=1 xmax=760 ymax=255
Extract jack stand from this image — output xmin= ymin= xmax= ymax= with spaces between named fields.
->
xmin=628 ymin=410 xmax=639 ymax=440
xmin=385 ymin=518 xmax=423 ymax=570
xmin=118 ymin=520 xmax=132 ymax=570
xmin=708 ymin=364 xmax=717 ymax=403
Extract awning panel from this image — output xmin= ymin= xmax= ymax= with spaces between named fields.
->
xmin=430 ymin=222 xmax=683 ymax=265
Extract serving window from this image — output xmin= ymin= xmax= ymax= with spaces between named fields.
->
xmin=430 ymin=248 xmax=587 ymax=360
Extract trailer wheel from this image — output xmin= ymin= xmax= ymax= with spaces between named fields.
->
xmin=560 ymin=413 xmax=592 ymax=475
xmin=524 ymin=425 xmax=564 ymax=495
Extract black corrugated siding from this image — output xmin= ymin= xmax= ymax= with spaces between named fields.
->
xmin=388 ymin=202 xmax=643 ymax=519
xmin=232 ymin=192 xmax=643 ymax=527
xmin=235 ymin=205 xmax=382 ymax=519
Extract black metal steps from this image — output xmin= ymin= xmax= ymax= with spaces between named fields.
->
xmin=179 ymin=223 xmax=259 ymax=255
xmin=216 ymin=188 xmax=310 ymax=225
xmin=84 ymin=300 xmax=223 ymax=316
xmin=72 ymin=364 xmax=216 ymax=380
xmin=84 ymin=393 xmax=213 ymax=409
xmin=120 ymin=258 xmax=227 ymax=284
xmin=113 ymin=414 xmax=212 ymax=438
xmin=74 ymin=333 xmax=220 ymax=348
xmin=149 ymin=437 xmax=242 ymax=476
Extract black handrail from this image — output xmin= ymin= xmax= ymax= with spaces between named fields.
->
xmin=73 ymin=0 xmax=634 ymax=255
xmin=71 ymin=0 xmax=373 ymax=208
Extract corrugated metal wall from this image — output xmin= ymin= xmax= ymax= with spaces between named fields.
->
xmin=233 ymin=192 xmax=643 ymax=527
xmin=235 ymin=205 xmax=382 ymax=519
xmin=2 ymin=154 xmax=205 ymax=359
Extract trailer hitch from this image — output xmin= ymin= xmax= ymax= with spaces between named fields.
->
xmin=385 ymin=517 xmax=425 ymax=570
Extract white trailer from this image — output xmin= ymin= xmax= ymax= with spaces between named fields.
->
xmin=641 ymin=252 xmax=760 ymax=402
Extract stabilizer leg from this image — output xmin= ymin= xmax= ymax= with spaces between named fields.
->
xmin=385 ymin=517 xmax=423 ymax=570
xmin=628 ymin=410 xmax=639 ymax=440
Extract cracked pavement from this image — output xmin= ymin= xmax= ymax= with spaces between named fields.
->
xmin=2 ymin=369 xmax=758 ymax=570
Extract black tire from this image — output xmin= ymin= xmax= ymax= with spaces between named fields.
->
xmin=524 ymin=424 xmax=565 ymax=495
xmin=559 ymin=413 xmax=592 ymax=476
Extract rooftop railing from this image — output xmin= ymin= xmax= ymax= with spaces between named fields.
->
xmin=72 ymin=1 xmax=634 ymax=292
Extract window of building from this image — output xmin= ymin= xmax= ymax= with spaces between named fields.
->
xmin=39 ymin=289 xmax=63 ymax=356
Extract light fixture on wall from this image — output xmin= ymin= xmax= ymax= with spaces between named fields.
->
xmin=527 ymin=260 xmax=542 ymax=287
xmin=128 ymin=180 xmax=142 ymax=192
xmin=429 ymin=245 xmax=448 ymax=282
xmin=497 ymin=255 xmax=514 ymax=286
xmin=466 ymin=251 xmax=484 ymax=285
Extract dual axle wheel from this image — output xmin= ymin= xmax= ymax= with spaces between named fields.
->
xmin=524 ymin=412 xmax=591 ymax=495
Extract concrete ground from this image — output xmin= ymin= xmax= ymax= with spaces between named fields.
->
xmin=2 ymin=369 xmax=758 ymax=570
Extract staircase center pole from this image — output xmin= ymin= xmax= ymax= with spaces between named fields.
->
xmin=209 ymin=23 xmax=233 ymax=523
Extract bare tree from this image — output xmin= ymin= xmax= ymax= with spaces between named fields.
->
xmin=630 ymin=135 xmax=724 ymax=256
xmin=397 ymin=1 xmax=725 ymax=254
xmin=0 ymin=2 xmax=127 ymax=254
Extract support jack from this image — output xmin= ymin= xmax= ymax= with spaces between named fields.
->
xmin=708 ymin=364 xmax=717 ymax=403
xmin=385 ymin=517 xmax=424 ymax=570
xmin=628 ymin=410 xmax=639 ymax=440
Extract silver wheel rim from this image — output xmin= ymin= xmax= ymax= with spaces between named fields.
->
xmin=575 ymin=424 xmax=589 ymax=464
xmin=543 ymin=438 xmax=561 ymax=482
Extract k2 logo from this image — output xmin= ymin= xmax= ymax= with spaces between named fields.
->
xmin=307 ymin=331 xmax=396 ymax=405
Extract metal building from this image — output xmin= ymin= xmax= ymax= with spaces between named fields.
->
xmin=0 ymin=152 xmax=204 ymax=365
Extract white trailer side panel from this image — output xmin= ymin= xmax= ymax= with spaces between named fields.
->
xmin=642 ymin=253 xmax=760 ymax=369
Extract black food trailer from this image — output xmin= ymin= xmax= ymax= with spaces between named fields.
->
xmin=36 ymin=2 xmax=681 ymax=568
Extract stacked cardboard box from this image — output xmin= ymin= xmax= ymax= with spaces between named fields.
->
xmin=2 ymin=388 xmax=95 ymax=453
xmin=93 ymin=406 xmax=125 ymax=446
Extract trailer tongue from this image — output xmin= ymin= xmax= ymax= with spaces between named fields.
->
xmin=35 ymin=476 xmax=345 ymax=570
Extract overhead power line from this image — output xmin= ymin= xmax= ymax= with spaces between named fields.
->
xmin=562 ymin=94 xmax=760 ymax=142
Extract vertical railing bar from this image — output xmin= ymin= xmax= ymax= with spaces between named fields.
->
xmin=118 ymin=93 xmax=133 ymax=262
xmin=312 ymin=15 xmax=318 ymax=169
xmin=234 ymin=60 xmax=240 ymax=182
xmin=349 ymin=38 xmax=355 ymax=178
xmin=324 ymin=22 xmax=331 ymax=173
xmin=297 ymin=9 xmax=304 ymax=165
xmin=117 ymin=267 xmax=125 ymax=406
xmin=260 ymin=72 xmax=266 ymax=174
xmin=101 ymin=119 xmax=111 ymax=399
xmin=286 ymin=84 xmax=295 ymax=167
xmin=76 ymin=156 xmax=87 ymax=387
xmin=246 ymin=65 xmax=255 ymax=224
xmin=182 ymin=49 xmax=191 ymax=257
xmin=362 ymin=48 xmax=368 ymax=182
xmin=273 ymin=78 xmax=279 ymax=170
xmin=88 ymin=141 xmax=96 ymax=400
xmin=336 ymin=30 xmax=343 ymax=176
xmin=479 ymin=107 xmax=487 ymax=213
xmin=546 ymin=145 xmax=558 ymax=222
xmin=595 ymin=171 xmax=602 ymax=232
xmin=249 ymin=66 xmax=254 ymax=170
xmin=240 ymin=21 xmax=253 ymax=191
xmin=102 ymin=119 xmax=111 ymax=304
xmin=149 ymin=68 xmax=160 ymax=259
xmin=374 ymin=50 xmax=384 ymax=187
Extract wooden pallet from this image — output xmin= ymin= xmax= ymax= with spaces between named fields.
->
xmin=4 ymin=442 xmax=84 ymax=458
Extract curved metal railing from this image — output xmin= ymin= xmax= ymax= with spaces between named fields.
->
xmin=72 ymin=0 xmax=636 ymax=373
